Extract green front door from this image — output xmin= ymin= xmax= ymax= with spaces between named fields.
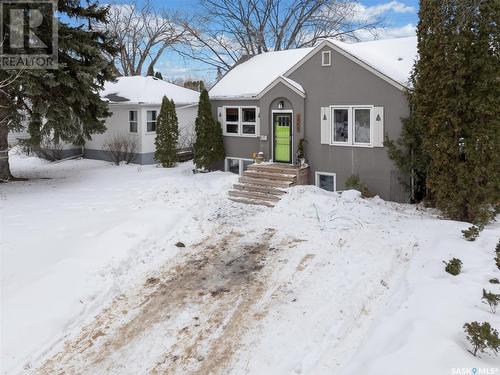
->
xmin=273 ymin=113 xmax=292 ymax=163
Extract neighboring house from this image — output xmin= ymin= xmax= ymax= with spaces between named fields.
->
xmin=85 ymin=76 xmax=200 ymax=164
xmin=8 ymin=76 xmax=200 ymax=164
xmin=209 ymin=36 xmax=417 ymax=202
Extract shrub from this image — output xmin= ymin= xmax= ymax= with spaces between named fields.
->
xmin=443 ymin=258 xmax=462 ymax=276
xmin=482 ymin=289 xmax=499 ymax=314
xmin=463 ymin=321 xmax=499 ymax=357
xmin=490 ymin=278 xmax=500 ymax=284
xmin=496 ymin=240 xmax=500 ymax=253
xmin=35 ymin=137 xmax=63 ymax=161
xmin=103 ymin=134 xmax=137 ymax=165
xmin=344 ymin=174 xmax=374 ymax=198
xmin=496 ymin=254 xmax=500 ymax=271
xmin=462 ymin=226 xmax=480 ymax=241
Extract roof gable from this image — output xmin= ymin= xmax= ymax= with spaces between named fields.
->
xmin=285 ymin=36 xmax=417 ymax=90
xmin=209 ymin=48 xmax=313 ymax=99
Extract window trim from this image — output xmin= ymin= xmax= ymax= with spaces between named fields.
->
xmin=315 ymin=171 xmax=336 ymax=192
xmin=146 ymin=110 xmax=157 ymax=134
xmin=222 ymin=106 xmax=259 ymax=137
xmin=224 ymin=157 xmax=254 ymax=175
xmin=329 ymin=105 xmax=374 ymax=147
xmin=322 ymin=50 xmax=331 ymax=67
xmin=129 ymin=110 xmax=138 ymax=134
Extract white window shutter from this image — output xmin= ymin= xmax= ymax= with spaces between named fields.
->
xmin=320 ymin=107 xmax=330 ymax=144
xmin=373 ymin=106 xmax=384 ymax=147
xmin=256 ymin=107 xmax=261 ymax=135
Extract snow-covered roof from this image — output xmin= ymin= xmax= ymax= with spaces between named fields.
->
xmin=209 ymin=36 xmax=417 ymax=99
xmin=209 ymin=47 xmax=313 ymax=99
xmin=327 ymin=36 xmax=417 ymax=86
xmin=102 ymin=76 xmax=200 ymax=105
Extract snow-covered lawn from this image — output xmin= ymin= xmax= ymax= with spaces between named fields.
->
xmin=1 ymin=153 xmax=499 ymax=375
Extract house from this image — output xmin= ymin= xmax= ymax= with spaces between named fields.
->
xmin=8 ymin=76 xmax=200 ymax=163
xmin=84 ymin=76 xmax=200 ymax=164
xmin=209 ymin=36 xmax=417 ymax=202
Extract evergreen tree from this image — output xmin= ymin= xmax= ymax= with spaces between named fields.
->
xmin=154 ymin=71 xmax=163 ymax=80
xmin=155 ymin=96 xmax=179 ymax=167
xmin=193 ymin=90 xmax=224 ymax=170
xmin=0 ymin=0 xmax=117 ymax=181
xmin=387 ymin=0 xmax=499 ymax=223
xmin=146 ymin=64 xmax=155 ymax=76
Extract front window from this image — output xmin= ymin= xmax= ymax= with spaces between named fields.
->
xmin=147 ymin=110 xmax=157 ymax=132
xmin=223 ymin=107 xmax=258 ymax=136
xmin=333 ymin=108 xmax=349 ymax=143
xmin=354 ymin=108 xmax=371 ymax=144
xmin=129 ymin=111 xmax=138 ymax=133
xmin=225 ymin=108 xmax=239 ymax=134
xmin=331 ymin=106 xmax=372 ymax=146
xmin=242 ymin=107 xmax=256 ymax=135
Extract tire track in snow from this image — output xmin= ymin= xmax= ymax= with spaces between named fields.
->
xmin=35 ymin=227 xmax=289 ymax=374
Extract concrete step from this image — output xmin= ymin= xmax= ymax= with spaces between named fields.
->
xmin=239 ymin=176 xmax=293 ymax=188
xmin=243 ymin=170 xmax=297 ymax=182
xmin=228 ymin=189 xmax=281 ymax=202
xmin=233 ymin=183 xmax=287 ymax=196
xmin=228 ymin=197 xmax=275 ymax=207
xmin=248 ymin=163 xmax=300 ymax=174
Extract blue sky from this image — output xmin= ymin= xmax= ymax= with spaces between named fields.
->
xmin=151 ymin=0 xmax=419 ymax=82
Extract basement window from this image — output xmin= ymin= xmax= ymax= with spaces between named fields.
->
xmin=225 ymin=157 xmax=254 ymax=175
xmin=315 ymin=172 xmax=336 ymax=192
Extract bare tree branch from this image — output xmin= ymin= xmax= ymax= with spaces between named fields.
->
xmin=179 ymin=0 xmax=382 ymax=73
xmin=95 ymin=0 xmax=187 ymax=76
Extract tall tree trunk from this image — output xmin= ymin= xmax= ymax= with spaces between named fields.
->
xmin=0 ymin=121 xmax=12 ymax=181
xmin=0 ymin=92 xmax=13 ymax=181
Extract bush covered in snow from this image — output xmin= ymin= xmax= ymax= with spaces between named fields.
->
xmin=462 ymin=225 xmax=480 ymax=241
xmin=344 ymin=174 xmax=374 ymax=198
xmin=103 ymin=134 xmax=137 ymax=165
xmin=481 ymin=289 xmax=499 ymax=314
xmin=443 ymin=258 xmax=462 ymax=276
xmin=463 ymin=321 xmax=499 ymax=357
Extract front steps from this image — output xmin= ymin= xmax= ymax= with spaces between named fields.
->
xmin=228 ymin=163 xmax=310 ymax=207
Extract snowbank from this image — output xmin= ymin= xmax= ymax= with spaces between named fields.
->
xmin=1 ymin=154 xmax=498 ymax=375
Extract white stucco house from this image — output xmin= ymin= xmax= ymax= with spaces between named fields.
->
xmin=8 ymin=76 xmax=200 ymax=164
xmin=85 ymin=76 xmax=200 ymax=164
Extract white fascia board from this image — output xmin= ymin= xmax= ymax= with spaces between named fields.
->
xmin=257 ymin=76 xmax=306 ymax=99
